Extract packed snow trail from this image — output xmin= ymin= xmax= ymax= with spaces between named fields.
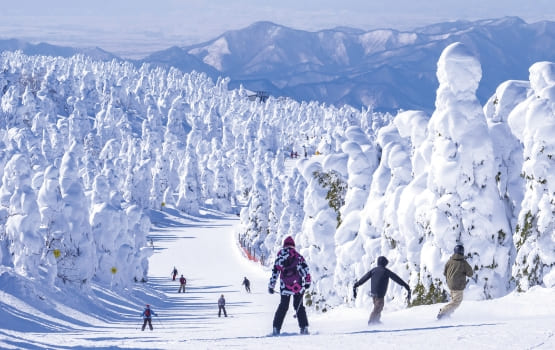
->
xmin=1 ymin=207 xmax=554 ymax=349
xmin=145 ymin=207 xmax=279 ymax=341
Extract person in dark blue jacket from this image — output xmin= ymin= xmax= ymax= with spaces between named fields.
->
xmin=353 ymin=256 xmax=411 ymax=325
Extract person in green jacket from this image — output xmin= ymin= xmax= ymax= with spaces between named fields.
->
xmin=437 ymin=244 xmax=473 ymax=319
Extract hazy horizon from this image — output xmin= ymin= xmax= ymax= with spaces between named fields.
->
xmin=2 ymin=1 xmax=555 ymax=58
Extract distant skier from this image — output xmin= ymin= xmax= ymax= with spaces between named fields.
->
xmin=242 ymin=277 xmax=251 ymax=293
xmin=353 ymin=256 xmax=411 ymax=325
xmin=178 ymin=274 xmax=187 ymax=293
xmin=141 ymin=304 xmax=158 ymax=331
xmin=218 ymin=294 xmax=228 ymax=317
xmin=437 ymin=244 xmax=473 ymax=320
xmin=172 ymin=267 xmax=178 ymax=281
xmin=268 ymin=236 xmax=311 ymax=335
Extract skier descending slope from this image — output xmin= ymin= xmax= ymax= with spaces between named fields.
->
xmin=268 ymin=236 xmax=311 ymax=335
xmin=411 ymin=41 xmax=513 ymax=301
xmin=242 ymin=276 xmax=251 ymax=293
xmin=141 ymin=304 xmax=158 ymax=331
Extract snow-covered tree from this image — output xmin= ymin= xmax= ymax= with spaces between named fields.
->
xmin=508 ymin=62 xmax=555 ymax=290
xmin=37 ymin=165 xmax=66 ymax=286
xmin=3 ymin=154 xmax=42 ymax=279
xmin=409 ymin=43 xmax=512 ymax=301
xmin=176 ymin=147 xmax=201 ymax=215
xmin=240 ymin=171 xmax=270 ymax=260
xmin=212 ymin=160 xmax=233 ymax=213
xmin=59 ymin=150 xmax=96 ymax=286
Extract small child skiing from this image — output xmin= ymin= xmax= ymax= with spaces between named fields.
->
xmin=141 ymin=304 xmax=158 ymax=331
xmin=172 ymin=267 xmax=178 ymax=281
xmin=178 ymin=274 xmax=187 ymax=293
xmin=242 ymin=276 xmax=251 ymax=293
xmin=218 ymin=294 xmax=228 ymax=317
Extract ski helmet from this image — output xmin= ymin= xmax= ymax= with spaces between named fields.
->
xmin=454 ymin=244 xmax=464 ymax=255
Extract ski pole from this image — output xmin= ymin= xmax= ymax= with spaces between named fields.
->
xmin=293 ymin=293 xmax=304 ymax=319
xmin=156 ymin=315 xmax=164 ymax=329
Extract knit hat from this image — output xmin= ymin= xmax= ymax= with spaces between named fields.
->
xmin=283 ymin=236 xmax=295 ymax=247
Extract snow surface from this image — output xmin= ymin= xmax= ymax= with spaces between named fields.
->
xmin=1 ymin=207 xmax=554 ymax=349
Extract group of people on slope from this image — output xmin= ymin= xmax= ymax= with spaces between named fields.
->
xmin=141 ymin=268 xmax=250 ymax=329
xmin=142 ymin=238 xmax=472 ymax=334
xmin=267 ymin=236 xmax=472 ymax=334
xmin=353 ymin=243 xmax=472 ymax=323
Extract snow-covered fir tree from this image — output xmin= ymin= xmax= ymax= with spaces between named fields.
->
xmin=508 ymin=62 xmax=555 ymax=290
xmin=0 ymin=43 xmax=553 ymax=311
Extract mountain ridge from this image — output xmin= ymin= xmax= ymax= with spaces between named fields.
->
xmin=2 ymin=17 xmax=555 ymax=112
xmin=165 ymin=16 xmax=555 ymax=112
xmin=0 ymin=38 xmax=118 ymax=61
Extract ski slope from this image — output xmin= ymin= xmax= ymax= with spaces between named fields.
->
xmin=1 ymin=207 xmax=554 ymax=349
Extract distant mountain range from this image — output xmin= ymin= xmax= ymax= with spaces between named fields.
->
xmin=0 ymin=38 xmax=118 ymax=61
xmin=3 ymin=17 xmax=555 ymax=112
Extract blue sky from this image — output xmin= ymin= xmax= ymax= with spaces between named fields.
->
xmin=2 ymin=0 xmax=555 ymax=57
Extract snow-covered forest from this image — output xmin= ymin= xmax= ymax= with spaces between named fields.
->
xmin=0 ymin=40 xmax=554 ymax=316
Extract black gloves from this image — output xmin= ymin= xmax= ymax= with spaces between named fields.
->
xmin=268 ymin=288 xmax=275 ymax=294
xmin=353 ymin=286 xmax=357 ymax=299
xmin=304 ymin=284 xmax=310 ymax=290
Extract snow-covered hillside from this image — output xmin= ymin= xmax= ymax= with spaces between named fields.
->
xmin=237 ymin=42 xmax=555 ymax=311
xmin=0 ymin=37 xmax=554 ymax=347
xmin=1 ymin=207 xmax=554 ymax=349
xmin=0 ymin=49 xmax=379 ymax=296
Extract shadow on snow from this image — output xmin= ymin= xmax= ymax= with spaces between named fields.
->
xmin=346 ymin=322 xmax=500 ymax=335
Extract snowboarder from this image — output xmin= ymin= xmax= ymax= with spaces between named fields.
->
xmin=141 ymin=304 xmax=157 ymax=331
xmin=172 ymin=267 xmax=178 ymax=281
xmin=242 ymin=276 xmax=251 ymax=293
xmin=268 ymin=236 xmax=311 ymax=335
xmin=353 ymin=256 xmax=411 ymax=325
xmin=178 ymin=274 xmax=187 ymax=293
xmin=218 ymin=294 xmax=228 ymax=317
xmin=437 ymin=244 xmax=473 ymax=320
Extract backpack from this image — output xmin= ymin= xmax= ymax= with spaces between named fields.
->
xmin=144 ymin=308 xmax=151 ymax=318
xmin=281 ymin=250 xmax=302 ymax=293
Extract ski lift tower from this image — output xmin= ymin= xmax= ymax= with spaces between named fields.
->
xmin=248 ymin=91 xmax=269 ymax=103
